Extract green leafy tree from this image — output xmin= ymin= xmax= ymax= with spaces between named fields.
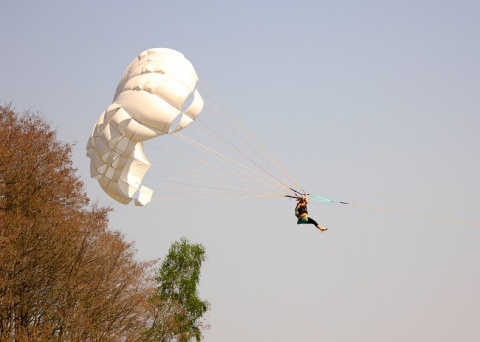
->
xmin=144 ymin=237 xmax=210 ymax=342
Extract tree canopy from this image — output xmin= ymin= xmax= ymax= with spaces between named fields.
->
xmin=144 ymin=237 xmax=210 ymax=342
xmin=0 ymin=105 xmax=155 ymax=341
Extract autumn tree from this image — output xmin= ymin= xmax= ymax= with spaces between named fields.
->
xmin=0 ymin=104 xmax=156 ymax=341
xmin=144 ymin=237 xmax=210 ymax=342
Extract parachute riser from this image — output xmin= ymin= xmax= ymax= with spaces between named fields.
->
xmin=285 ymin=189 xmax=351 ymax=205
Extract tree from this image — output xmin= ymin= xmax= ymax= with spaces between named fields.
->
xmin=144 ymin=237 xmax=210 ymax=342
xmin=0 ymin=104 xmax=155 ymax=341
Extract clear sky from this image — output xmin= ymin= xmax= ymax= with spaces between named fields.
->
xmin=2 ymin=1 xmax=480 ymax=341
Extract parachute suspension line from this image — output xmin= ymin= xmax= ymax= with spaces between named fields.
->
xmin=191 ymin=117 xmax=292 ymax=194
xmin=198 ymin=107 xmax=303 ymax=192
xmin=201 ymin=104 xmax=303 ymax=192
xmin=172 ymin=132 xmax=288 ymax=196
xmin=144 ymin=174 xmax=285 ymax=199
xmin=150 ymin=192 xmax=287 ymax=202
xmin=146 ymin=152 xmax=282 ymax=197
xmin=143 ymin=165 xmax=287 ymax=199
xmin=198 ymin=83 xmax=305 ymax=193
xmin=143 ymin=144 xmax=285 ymax=199
xmin=145 ymin=144 xmax=260 ymax=188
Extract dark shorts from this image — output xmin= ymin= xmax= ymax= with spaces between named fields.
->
xmin=297 ymin=216 xmax=318 ymax=226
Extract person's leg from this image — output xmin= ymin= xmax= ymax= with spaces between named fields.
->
xmin=308 ymin=217 xmax=328 ymax=232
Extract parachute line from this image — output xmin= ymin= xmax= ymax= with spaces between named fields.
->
xmin=199 ymin=84 xmax=304 ymax=191
xmin=137 ymin=81 xmax=306 ymax=201
xmin=173 ymin=132 xmax=288 ymax=195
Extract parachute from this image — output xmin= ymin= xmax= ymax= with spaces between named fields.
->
xmin=86 ymin=48 xmax=204 ymax=206
xmin=87 ymin=47 xmax=306 ymax=206
xmin=85 ymin=48 xmax=480 ymax=231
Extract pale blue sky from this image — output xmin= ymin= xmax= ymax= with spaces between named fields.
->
xmin=2 ymin=1 xmax=480 ymax=341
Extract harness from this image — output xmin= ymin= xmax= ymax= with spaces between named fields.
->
xmin=295 ymin=203 xmax=308 ymax=218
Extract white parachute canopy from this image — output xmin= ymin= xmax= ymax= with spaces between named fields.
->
xmin=88 ymin=48 xmax=304 ymax=207
xmin=86 ymin=48 xmax=204 ymax=206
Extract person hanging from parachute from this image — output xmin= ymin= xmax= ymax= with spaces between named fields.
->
xmin=295 ymin=194 xmax=328 ymax=232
